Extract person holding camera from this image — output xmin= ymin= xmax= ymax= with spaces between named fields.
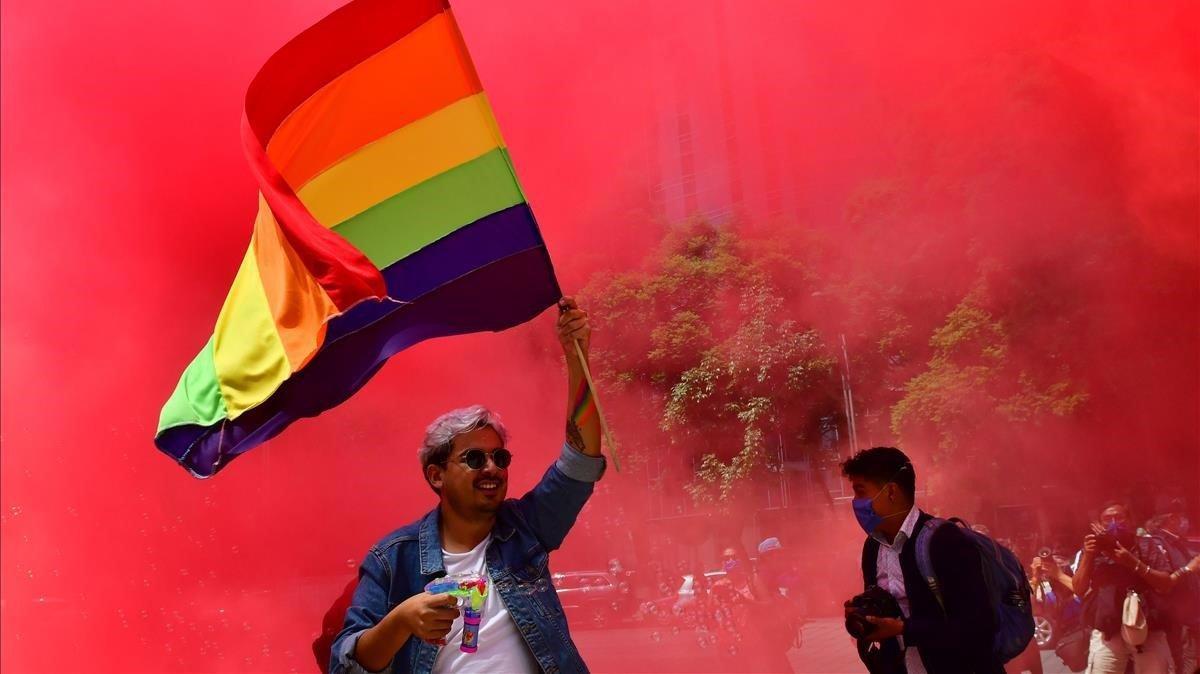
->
xmin=1031 ymin=551 xmax=1076 ymax=602
xmin=840 ymin=447 xmax=1002 ymax=674
xmin=1070 ymin=500 xmax=1199 ymax=674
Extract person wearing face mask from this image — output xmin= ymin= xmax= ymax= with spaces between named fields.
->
xmin=1068 ymin=500 xmax=1199 ymax=674
xmin=714 ymin=547 xmax=768 ymax=601
xmin=840 ymin=447 xmax=1002 ymax=674
xmin=709 ymin=546 xmax=795 ymax=672
xmin=1145 ymin=504 xmax=1200 ymax=674
xmin=757 ymin=538 xmax=806 ymax=649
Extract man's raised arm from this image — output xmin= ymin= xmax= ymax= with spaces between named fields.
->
xmin=510 ymin=297 xmax=605 ymax=551
xmin=558 ymin=296 xmax=602 ymax=458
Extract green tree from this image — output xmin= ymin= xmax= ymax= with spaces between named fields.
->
xmin=891 ymin=278 xmax=1089 ymax=495
xmin=583 ymin=220 xmax=838 ymax=513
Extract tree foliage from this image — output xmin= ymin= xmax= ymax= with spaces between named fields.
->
xmin=892 ymin=281 xmax=1088 ymax=460
xmin=583 ymin=220 xmax=837 ymax=512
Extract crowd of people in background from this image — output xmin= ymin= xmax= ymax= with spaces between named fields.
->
xmin=622 ymin=538 xmax=806 ymax=673
xmin=621 ymin=481 xmax=1199 ymax=674
xmin=315 ymin=467 xmax=1199 ymax=673
xmin=1017 ymin=500 xmax=1199 ymax=674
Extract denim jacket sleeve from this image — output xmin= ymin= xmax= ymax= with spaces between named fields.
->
xmin=510 ymin=443 xmax=606 ymax=551
xmin=330 ymin=547 xmax=398 ymax=674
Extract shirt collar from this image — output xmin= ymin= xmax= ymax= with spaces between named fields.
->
xmin=871 ymin=505 xmax=923 ymax=550
xmin=419 ymin=504 xmax=517 ymax=575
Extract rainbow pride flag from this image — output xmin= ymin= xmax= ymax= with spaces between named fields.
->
xmin=156 ymin=0 xmax=560 ymax=477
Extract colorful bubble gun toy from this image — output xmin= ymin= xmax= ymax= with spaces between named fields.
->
xmin=424 ymin=572 xmax=489 ymax=653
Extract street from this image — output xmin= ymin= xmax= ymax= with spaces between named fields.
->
xmin=574 ymin=619 xmax=1073 ymax=674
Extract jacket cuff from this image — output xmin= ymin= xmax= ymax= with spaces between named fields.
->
xmin=332 ymin=630 xmax=383 ymax=674
xmin=555 ymin=442 xmax=606 ymax=482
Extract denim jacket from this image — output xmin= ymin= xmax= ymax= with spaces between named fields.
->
xmin=330 ymin=444 xmax=605 ymax=674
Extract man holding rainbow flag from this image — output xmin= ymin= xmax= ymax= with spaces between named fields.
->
xmin=330 ymin=297 xmax=603 ymax=673
xmin=155 ymin=1 xmax=619 ymax=671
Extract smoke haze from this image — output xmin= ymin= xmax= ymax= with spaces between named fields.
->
xmin=2 ymin=0 xmax=1196 ymax=671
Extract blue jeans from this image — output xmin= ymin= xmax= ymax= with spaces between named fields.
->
xmin=330 ymin=444 xmax=606 ymax=673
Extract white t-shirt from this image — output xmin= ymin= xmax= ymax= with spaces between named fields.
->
xmin=431 ymin=535 xmax=540 ymax=674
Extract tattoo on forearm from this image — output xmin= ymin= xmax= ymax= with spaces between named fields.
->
xmin=567 ymin=381 xmax=594 ymax=451
xmin=566 ymin=420 xmax=586 ymax=452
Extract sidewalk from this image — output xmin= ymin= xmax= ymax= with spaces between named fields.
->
xmin=788 ymin=618 xmax=1072 ymax=674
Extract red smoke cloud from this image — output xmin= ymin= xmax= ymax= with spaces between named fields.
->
xmin=2 ymin=0 xmax=1195 ymax=671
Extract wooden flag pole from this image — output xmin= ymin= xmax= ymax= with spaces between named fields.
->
xmin=573 ymin=338 xmax=621 ymax=472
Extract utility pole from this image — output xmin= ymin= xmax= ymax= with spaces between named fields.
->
xmin=840 ymin=334 xmax=860 ymax=454
xmin=778 ymin=430 xmax=788 ymax=508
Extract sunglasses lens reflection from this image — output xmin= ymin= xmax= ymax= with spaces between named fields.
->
xmin=462 ymin=449 xmax=512 ymax=470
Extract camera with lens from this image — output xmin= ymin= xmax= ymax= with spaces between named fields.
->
xmin=844 ymin=585 xmax=903 ymax=639
xmin=1094 ymin=530 xmax=1119 ymax=551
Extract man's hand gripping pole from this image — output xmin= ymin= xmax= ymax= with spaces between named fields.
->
xmin=559 ymin=300 xmax=621 ymax=472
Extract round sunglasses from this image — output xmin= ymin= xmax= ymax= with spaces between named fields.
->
xmin=445 ymin=447 xmax=513 ymax=470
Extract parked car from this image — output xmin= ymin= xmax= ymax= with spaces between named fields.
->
xmin=1032 ymin=606 xmax=1056 ymax=649
xmin=551 ymin=570 xmax=632 ymax=629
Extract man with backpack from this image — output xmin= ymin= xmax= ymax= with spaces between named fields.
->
xmin=840 ymin=447 xmax=1032 ymax=674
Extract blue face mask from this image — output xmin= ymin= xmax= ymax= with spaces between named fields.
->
xmin=722 ymin=558 xmax=740 ymax=573
xmin=853 ymin=484 xmax=908 ymax=535
xmin=1106 ymin=520 xmax=1131 ymax=539
xmin=853 ymin=495 xmax=885 ymax=535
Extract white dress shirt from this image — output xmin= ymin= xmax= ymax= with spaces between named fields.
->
xmin=872 ymin=506 xmax=927 ymax=674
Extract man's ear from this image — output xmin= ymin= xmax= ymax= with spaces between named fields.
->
xmin=426 ymin=463 xmax=444 ymax=492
